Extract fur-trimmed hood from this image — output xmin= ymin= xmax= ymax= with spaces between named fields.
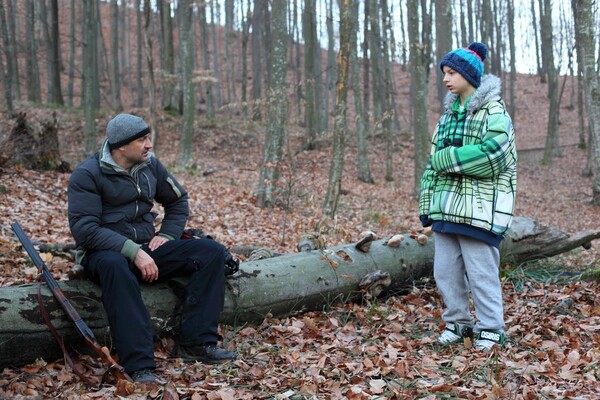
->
xmin=443 ymin=74 xmax=502 ymax=113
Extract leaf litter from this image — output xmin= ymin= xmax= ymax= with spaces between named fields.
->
xmin=0 ymin=106 xmax=600 ymax=398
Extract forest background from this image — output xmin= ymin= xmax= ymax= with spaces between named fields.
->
xmin=1 ymin=0 xmax=600 ymax=398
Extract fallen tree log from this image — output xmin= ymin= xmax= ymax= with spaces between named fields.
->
xmin=0 ymin=216 xmax=598 ymax=369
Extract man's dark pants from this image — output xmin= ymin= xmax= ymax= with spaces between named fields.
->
xmin=84 ymin=238 xmax=226 ymax=373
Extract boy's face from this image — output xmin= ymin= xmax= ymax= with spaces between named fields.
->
xmin=442 ymin=66 xmax=474 ymax=98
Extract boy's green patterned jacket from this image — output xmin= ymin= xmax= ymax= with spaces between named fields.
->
xmin=419 ymin=74 xmax=517 ymax=238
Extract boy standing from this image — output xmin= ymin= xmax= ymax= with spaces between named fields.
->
xmin=419 ymin=42 xmax=517 ymax=351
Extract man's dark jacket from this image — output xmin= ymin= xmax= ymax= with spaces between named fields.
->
xmin=68 ymin=144 xmax=189 ymax=264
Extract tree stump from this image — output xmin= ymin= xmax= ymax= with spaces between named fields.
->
xmin=0 ymin=112 xmax=70 ymax=172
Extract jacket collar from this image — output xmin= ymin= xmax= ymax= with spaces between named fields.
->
xmin=443 ymin=74 xmax=502 ymax=113
xmin=99 ymin=139 xmax=152 ymax=175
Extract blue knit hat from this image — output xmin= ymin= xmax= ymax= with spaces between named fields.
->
xmin=440 ymin=42 xmax=487 ymax=88
xmin=106 ymin=114 xmax=150 ymax=150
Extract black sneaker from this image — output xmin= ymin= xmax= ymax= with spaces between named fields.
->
xmin=131 ymin=368 xmax=157 ymax=383
xmin=178 ymin=343 xmax=236 ymax=364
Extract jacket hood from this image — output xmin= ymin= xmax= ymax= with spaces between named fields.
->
xmin=443 ymin=74 xmax=502 ymax=113
xmin=99 ymin=138 xmax=152 ymax=175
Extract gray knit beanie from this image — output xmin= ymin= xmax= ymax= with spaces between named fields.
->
xmin=106 ymin=113 xmax=150 ymax=150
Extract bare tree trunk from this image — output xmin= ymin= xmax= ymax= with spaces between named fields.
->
xmin=532 ymin=0 xmax=544 ymax=81
xmin=82 ymin=0 xmax=97 ymax=155
xmin=158 ymin=0 xmax=176 ymax=111
xmin=25 ymin=0 xmax=40 ymax=103
xmin=467 ymin=0 xmax=474 ymax=43
xmin=224 ymin=0 xmax=235 ymax=105
xmin=40 ymin=0 xmax=64 ymax=105
xmin=6 ymin=0 xmax=19 ymax=101
xmin=143 ymin=0 xmax=158 ymax=150
xmin=135 ymin=0 xmax=144 ymax=107
xmin=109 ymin=0 xmax=123 ymax=112
xmin=256 ymin=0 xmax=288 ymax=208
xmin=458 ymin=0 xmax=467 ymax=45
xmin=0 ymin=0 xmax=14 ymax=115
xmin=322 ymin=0 xmax=352 ymax=218
xmin=324 ymin=0 xmax=336 ymax=133
xmin=240 ymin=0 xmax=250 ymax=120
xmin=507 ymin=0 xmax=517 ymax=121
xmin=408 ymin=0 xmax=432 ymax=196
xmin=251 ymin=1 xmax=264 ymax=121
xmin=66 ymin=0 xmax=76 ymax=107
xmin=119 ymin=0 xmax=130 ymax=97
xmin=292 ymin=0 xmax=302 ymax=125
xmin=434 ymin=0 xmax=452 ymax=113
xmin=490 ymin=0 xmax=503 ymax=76
xmin=303 ymin=0 xmax=319 ymax=149
xmin=178 ymin=0 xmax=195 ymax=167
xmin=572 ymin=0 xmax=600 ymax=205
xmin=198 ymin=1 xmax=215 ymax=124
xmin=480 ymin=0 xmax=492 ymax=72
xmin=541 ymin=0 xmax=561 ymax=164
xmin=210 ymin=2 xmax=223 ymax=110
xmin=381 ymin=0 xmax=395 ymax=182
xmin=93 ymin=0 xmax=103 ymax=109
xmin=351 ymin=0 xmax=373 ymax=184
xmin=362 ymin=0 xmax=370 ymax=126
xmin=369 ymin=0 xmax=384 ymax=122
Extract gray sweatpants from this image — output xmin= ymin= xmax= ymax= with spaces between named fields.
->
xmin=433 ymin=232 xmax=504 ymax=332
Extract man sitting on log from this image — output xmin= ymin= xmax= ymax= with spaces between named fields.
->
xmin=67 ymin=113 xmax=235 ymax=384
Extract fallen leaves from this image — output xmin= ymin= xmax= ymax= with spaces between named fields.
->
xmin=1 ymin=112 xmax=600 ymax=398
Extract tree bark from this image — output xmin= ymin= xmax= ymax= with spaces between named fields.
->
xmin=240 ymin=0 xmax=250 ymax=119
xmin=109 ymin=0 xmax=123 ymax=112
xmin=540 ymin=0 xmax=561 ymax=163
xmin=82 ymin=0 xmax=97 ymax=155
xmin=0 ymin=0 xmax=14 ymax=115
xmin=25 ymin=0 xmax=40 ymax=103
xmin=1 ymin=217 xmax=599 ymax=369
xmin=224 ymin=0 xmax=235 ymax=105
xmin=408 ymin=0 xmax=431 ymax=196
xmin=135 ymin=0 xmax=144 ymax=108
xmin=351 ymin=0 xmax=374 ymax=184
xmin=40 ymin=0 xmax=64 ymax=105
xmin=210 ymin=3 xmax=223 ymax=110
xmin=178 ymin=0 xmax=194 ymax=167
xmin=250 ymin=1 xmax=264 ymax=121
xmin=143 ymin=0 xmax=158 ymax=150
xmin=66 ymin=0 xmax=76 ymax=107
xmin=322 ymin=0 xmax=352 ymax=218
xmin=381 ymin=0 xmax=396 ymax=182
xmin=572 ymin=0 xmax=600 ymax=205
xmin=198 ymin=0 xmax=215 ymax=124
xmin=302 ymin=0 xmax=319 ymax=149
xmin=6 ymin=0 xmax=20 ymax=100
xmin=434 ymin=0 xmax=452 ymax=113
xmin=255 ymin=0 xmax=288 ymax=208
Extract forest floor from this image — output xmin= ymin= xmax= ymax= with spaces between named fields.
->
xmin=1 ymin=72 xmax=600 ymax=398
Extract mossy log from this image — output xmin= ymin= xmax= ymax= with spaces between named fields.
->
xmin=0 ymin=216 xmax=598 ymax=369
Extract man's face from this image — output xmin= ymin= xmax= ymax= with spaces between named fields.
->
xmin=118 ymin=134 xmax=153 ymax=166
xmin=442 ymin=66 xmax=473 ymax=97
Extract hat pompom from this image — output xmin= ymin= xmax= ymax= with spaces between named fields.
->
xmin=468 ymin=42 xmax=487 ymax=62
